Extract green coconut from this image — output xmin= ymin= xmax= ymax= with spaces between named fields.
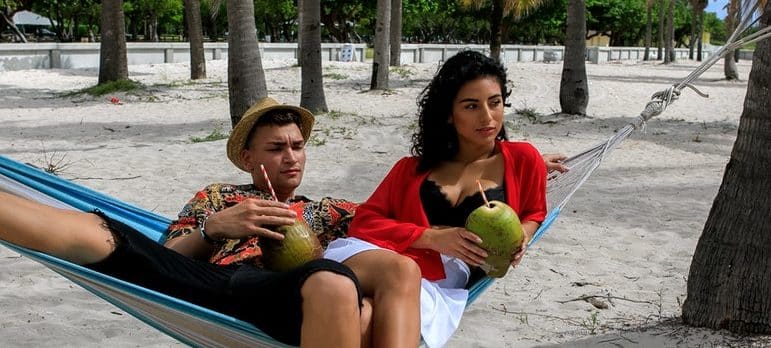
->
xmin=465 ymin=200 xmax=523 ymax=278
xmin=261 ymin=220 xmax=323 ymax=272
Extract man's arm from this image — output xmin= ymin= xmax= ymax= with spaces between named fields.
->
xmin=164 ymin=186 xmax=296 ymax=259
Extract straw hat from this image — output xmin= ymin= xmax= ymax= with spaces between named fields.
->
xmin=226 ymin=97 xmax=315 ymax=172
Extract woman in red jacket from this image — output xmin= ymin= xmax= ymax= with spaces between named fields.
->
xmin=324 ymin=50 xmax=548 ymax=347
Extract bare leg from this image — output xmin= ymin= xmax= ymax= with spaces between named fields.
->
xmin=0 ymin=191 xmax=115 ymax=264
xmin=344 ymin=250 xmax=422 ymax=348
xmin=300 ymin=271 xmax=361 ymax=348
xmin=360 ymin=297 xmax=374 ymax=348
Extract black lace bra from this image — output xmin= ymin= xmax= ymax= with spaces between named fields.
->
xmin=420 ymin=179 xmax=506 ymax=227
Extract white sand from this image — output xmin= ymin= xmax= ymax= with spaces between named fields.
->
xmin=1 ymin=57 xmax=769 ymax=347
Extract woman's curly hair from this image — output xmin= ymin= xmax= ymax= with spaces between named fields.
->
xmin=411 ymin=50 xmax=511 ymax=172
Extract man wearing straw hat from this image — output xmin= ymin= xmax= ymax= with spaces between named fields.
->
xmin=164 ymin=96 xmax=426 ymax=346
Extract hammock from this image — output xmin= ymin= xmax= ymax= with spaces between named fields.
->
xmin=1 ymin=4 xmax=769 ymax=346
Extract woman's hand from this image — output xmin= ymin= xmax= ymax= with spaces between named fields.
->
xmin=543 ymin=153 xmax=569 ymax=173
xmin=510 ymin=221 xmax=538 ymax=267
xmin=416 ymin=227 xmax=489 ymax=267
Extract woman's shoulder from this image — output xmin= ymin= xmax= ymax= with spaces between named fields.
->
xmin=499 ymin=141 xmax=542 ymax=160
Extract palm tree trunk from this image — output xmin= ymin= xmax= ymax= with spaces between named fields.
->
xmin=644 ymin=2 xmax=653 ymax=61
xmin=559 ymin=0 xmax=588 ymax=116
xmin=389 ymin=0 xmax=402 ymax=66
xmin=664 ymin=0 xmax=675 ymax=63
xmin=98 ymin=0 xmax=128 ymax=84
xmin=724 ymin=0 xmax=739 ymax=80
xmin=370 ymin=0 xmax=391 ymax=90
xmin=489 ymin=0 xmax=504 ymax=62
xmin=697 ymin=7 xmax=705 ymax=61
xmin=184 ymin=0 xmax=206 ymax=79
xmin=300 ymin=0 xmax=327 ymax=113
xmin=297 ymin=0 xmax=304 ymax=66
xmin=689 ymin=3 xmax=697 ymax=60
xmin=682 ymin=2 xmax=771 ymax=333
xmin=226 ymin=0 xmax=268 ymax=126
xmin=657 ymin=0 xmax=665 ymax=60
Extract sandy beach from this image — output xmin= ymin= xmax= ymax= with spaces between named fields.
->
xmin=1 ymin=55 xmax=769 ymax=347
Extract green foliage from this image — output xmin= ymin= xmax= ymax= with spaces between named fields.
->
xmin=254 ymin=0 xmax=296 ymax=41
xmin=190 ymin=125 xmax=229 ymax=143
xmin=80 ymin=79 xmax=144 ymax=96
xmin=587 ymin=0 xmax=647 ymax=46
xmin=703 ymin=12 xmax=727 ymax=44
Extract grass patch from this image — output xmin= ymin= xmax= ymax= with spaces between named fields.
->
xmin=80 ymin=79 xmax=144 ymax=96
xmin=190 ymin=125 xmax=229 ymax=143
xmin=515 ymin=106 xmax=540 ymax=123
xmin=323 ymin=72 xmax=348 ymax=80
xmin=390 ymin=66 xmax=413 ymax=79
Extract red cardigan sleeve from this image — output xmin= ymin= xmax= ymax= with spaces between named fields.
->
xmin=502 ymin=142 xmax=547 ymax=224
xmin=348 ymin=157 xmax=430 ymax=252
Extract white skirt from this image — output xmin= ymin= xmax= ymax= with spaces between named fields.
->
xmin=324 ymin=237 xmax=470 ymax=348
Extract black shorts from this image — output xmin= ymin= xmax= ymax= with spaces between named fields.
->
xmin=84 ymin=211 xmax=361 ymax=346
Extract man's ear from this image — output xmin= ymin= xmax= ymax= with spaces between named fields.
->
xmin=240 ymin=149 xmax=252 ymax=172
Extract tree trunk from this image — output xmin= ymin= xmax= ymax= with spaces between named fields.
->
xmin=664 ymin=0 xmax=675 ymax=63
xmin=644 ymin=3 xmax=653 ymax=61
xmin=185 ymin=0 xmax=206 ymax=79
xmin=0 ymin=12 xmax=28 ymax=43
xmin=724 ymin=0 xmax=739 ymax=80
xmin=682 ymin=2 xmax=771 ymax=334
xmin=697 ymin=8 xmax=705 ymax=61
xmin=148 ymin=11 xmax=159 ymax=42
xmin=300 ymin=0 xmax=327 ymax=113
xmin=559 ymin=0 xmax=588 ymax=116
xmin=297 ymin=0 xmax=303 ymax=66
xmin=370 ymin=0 xmax=390 ymax=90
xmin=389 ymin=0 xmax=402 ymax=66
xmin=689 ymin=4 xmax=697 ymax=60
xmin=226 ymin=0 xmax=268 ymax=126
xmin=98 ymin=0 xmax=128 ymax=84
xmin=489 ymin=0 xmax=504 ymax=62
xmin=657 ymin=0 xmax=665 ymax=60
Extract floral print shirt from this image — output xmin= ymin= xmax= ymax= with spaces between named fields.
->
xmin=166 ymin=183 xmax=358 ymax=268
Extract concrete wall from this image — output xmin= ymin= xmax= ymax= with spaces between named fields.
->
xmin=0 ymin=42 xmax=366 ymax=71
xmin=396 ymin=44 xmax=713 ymax=64
xmin=0 ymin=42 xmax=730 ymax=72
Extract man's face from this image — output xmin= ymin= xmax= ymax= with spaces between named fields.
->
xmin=241 ymin=123 xmax=306 ymax=200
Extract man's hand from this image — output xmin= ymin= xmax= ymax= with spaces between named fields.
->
xmin=204 ymin=198 xmax=297 ymax=241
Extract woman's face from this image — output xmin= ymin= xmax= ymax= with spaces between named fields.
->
xmin=449 ymin=76 xmax=504 ymax=149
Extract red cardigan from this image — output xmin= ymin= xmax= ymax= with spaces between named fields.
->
xmin=348 ymin=141 xmax=548 ymax=281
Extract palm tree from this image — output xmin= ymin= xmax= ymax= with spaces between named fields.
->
xmin=644 ymin=0 xmax=656 ymax=61
xmin=460 ymin=0 xmax=546 ymax=62
xmin=657 ymin=0 xmax=665 ymax=60
xmin=389 ymin=0 xmax=403 ymax=66
xmin=184 ymin=0 xmax=206 ymax=79
xmin=723 ymin=0 xmax=768 ymax=79
xmin=683 ymin=1 xmax=771 ymax=333
xmin=696 ymin=0 xmax=708 ymax=61
xmin=370 ymin=0 xmax=391 ymax=90
xmin=299 ymin=0 xmax=327 ymax=113
xmin=226 ymin=0 xmax=268 ymax=126
xmin=664 ymin=0 xmax=675 ymax=63
xmin=98 ymin=0 xmax=128 ymax=84
xmin=559 ymin=0 xmax=587 ymax=116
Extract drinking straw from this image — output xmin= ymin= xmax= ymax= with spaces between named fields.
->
xmin=260 ymin=164 xmax=278 ymax=201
